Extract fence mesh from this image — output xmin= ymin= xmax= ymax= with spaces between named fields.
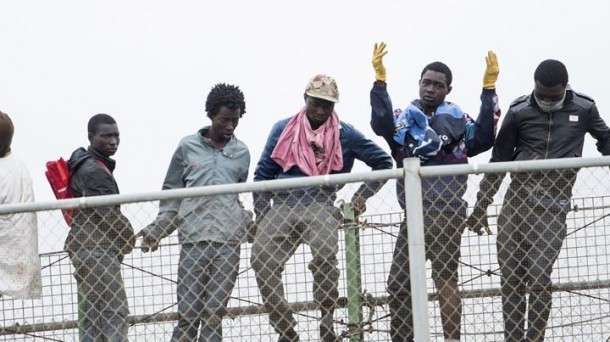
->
xmin=1 ymin=164 xmax=610 ymax=341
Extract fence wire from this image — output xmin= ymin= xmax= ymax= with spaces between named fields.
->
xmin=1 ymin=161 xmax=610 ymax=341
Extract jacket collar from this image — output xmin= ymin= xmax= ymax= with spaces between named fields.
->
xmin=87 ymin=146 xmax=116 ymax=171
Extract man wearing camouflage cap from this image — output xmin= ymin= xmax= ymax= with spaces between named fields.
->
xmin=251 ymin=74 xmax=392 ymax=341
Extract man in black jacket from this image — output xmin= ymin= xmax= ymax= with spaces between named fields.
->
xmin=467 ymin=60 xmax=610 ymax=341
xmin=66 ymin=113 xmax=135 ymax=342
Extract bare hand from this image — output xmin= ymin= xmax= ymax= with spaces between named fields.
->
xmin=351 ymin=194 xmax=367 ymax=217
xmin=466 ymin=206 xmax=492 ymax=235
xmin=137 ymin=230 xmax=160 ymax=252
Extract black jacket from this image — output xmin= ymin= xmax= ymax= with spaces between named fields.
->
xmin=64 ymin=147 xmax=134 ymax=254
xmin=477 ymin=87 xmax=610 ymax=208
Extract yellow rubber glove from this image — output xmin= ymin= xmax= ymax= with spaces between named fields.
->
xmin=483 ymin=50 xmax=499 ymax=89
xmin=372 ymin=42 xmax=388 ymax=82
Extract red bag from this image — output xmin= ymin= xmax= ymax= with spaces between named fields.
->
xmin=46 ymin=157 xmax=111 ymax=226
xmin=45 ymin=157 xmax=74 ymax=226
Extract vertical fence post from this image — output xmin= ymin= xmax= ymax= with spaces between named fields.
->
xmin=78 ymin=288 xmax=85 ymax=339
xmin=403 ymin=158 xmax=431 ymax=341
xmin=343 ymin=202 xmax=363 ymax=342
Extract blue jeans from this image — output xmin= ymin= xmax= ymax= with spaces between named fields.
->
xmin=171 ymin=241 xmax=241 ymax=342
xmin=71 ymin=249 xmax=129 ymax=342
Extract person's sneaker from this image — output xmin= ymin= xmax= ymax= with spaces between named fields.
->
xmin=277 ymin=328 xmax=299 ymax=342
xmin=320 ymin=314 xmax=338 ymax=342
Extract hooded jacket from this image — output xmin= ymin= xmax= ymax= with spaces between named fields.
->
xmin=64 ymin=147 xmax=134 ymax=254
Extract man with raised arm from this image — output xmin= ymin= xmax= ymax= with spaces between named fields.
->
xmin=370 ymin=42 xmax=501 ymax=341
xmin=467 ymin=59 xmax=610 ymax=341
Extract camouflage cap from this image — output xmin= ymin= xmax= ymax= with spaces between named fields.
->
xmin=304 ymin=74 xmax=339 ymax=103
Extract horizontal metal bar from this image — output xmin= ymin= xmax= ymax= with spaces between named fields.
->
xmin=420 ymin=155 xmax=610 ymax=177
xmin=2 ymin=279 xmax=608 ymax=336
xmin=0 ymin=168 xmax=405 ymax=214
xmin=2 ymin=156 xmax=610 ymax=215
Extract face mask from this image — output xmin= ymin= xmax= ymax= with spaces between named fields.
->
xmin=535 ymin=91 xmax=565 ymax=113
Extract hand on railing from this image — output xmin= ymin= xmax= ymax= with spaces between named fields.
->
xmin=466 ymin=205 xmax=493 ymax=235
xmin=137 ymin=229 xmax=160 ymax=252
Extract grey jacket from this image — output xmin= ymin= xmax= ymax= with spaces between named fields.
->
xmin=145 ymin=127 xmax=251 ymax=245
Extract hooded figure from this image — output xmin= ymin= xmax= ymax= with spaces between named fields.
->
xmin=0 ymin=111 xmax=42 ymax=299
xmin=0 ymin=111 xmax=14 ymax=157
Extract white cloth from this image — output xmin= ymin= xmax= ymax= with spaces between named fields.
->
xmin=0 ymin=152 xmax=42 ymax=299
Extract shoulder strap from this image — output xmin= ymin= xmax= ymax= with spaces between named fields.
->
xmin=94 ymin=159 xmax=112 ymax=175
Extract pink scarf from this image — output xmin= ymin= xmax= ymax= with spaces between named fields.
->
xmin=271 ymin=107 xmax=343 ymax=176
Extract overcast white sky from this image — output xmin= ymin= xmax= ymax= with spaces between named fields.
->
xmin=2 ymin=0 xmax=609 ymax=202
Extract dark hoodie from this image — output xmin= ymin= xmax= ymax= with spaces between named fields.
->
xmin=64 ymin=147 xmax=134 ymax=255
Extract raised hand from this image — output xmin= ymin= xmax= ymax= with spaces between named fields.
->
xmin=483 ymin=50 xmax=499 ymax=89
xmin=372 ymin=42 xmax=388 ymax=82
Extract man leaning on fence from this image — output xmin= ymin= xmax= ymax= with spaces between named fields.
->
xmin=466 ymin=59 xmax=610 ymax=341
xmin=65 ymin=113 xmax=136 ymax=342
xmin=369 ymin=42 xmax=501 ymax=342
xmin=139 ymin=83 xmax=251 ymax=342
xmin=250 ymin=74 xmax=393 ymax=342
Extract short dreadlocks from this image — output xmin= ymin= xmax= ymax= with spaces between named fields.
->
xmin=205 ymin=83 xmax=246 ymax=119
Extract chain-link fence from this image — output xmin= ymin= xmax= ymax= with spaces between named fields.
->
xmin=1 ymin=157 xmax=610 ymax=341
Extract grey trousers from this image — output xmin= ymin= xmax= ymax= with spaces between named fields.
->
xmin=497 ymin=201 xmax=567 ymax=342
xmin=71 ymin=249 xmax=129 ymax=342
xmin=251 ymin=202 xmax=341 ymax=336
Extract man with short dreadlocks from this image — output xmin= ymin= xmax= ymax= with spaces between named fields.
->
xmin=139 ymin=83 xmax=252 ymax=342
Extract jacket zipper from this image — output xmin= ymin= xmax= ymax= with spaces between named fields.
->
xmin=545 ymin=113 xmax=553 ymax=159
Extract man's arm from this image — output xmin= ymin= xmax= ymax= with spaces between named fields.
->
xmin=467 ymin=109 xmax=518 ymax=235
xmin=349 ymin=127 xmax=393 ymax=214
xmin=139 ymin=145 xmax=185 ymax=249
xmin=481 ymin=109 xmax=520 ymax=198
xmin=80 ymin=165 xmax=121 ymax=224
xmin=78 ymin=163 xmax=136 ymax=251
xmin=586 ymin=103 xmax=610 ymax=155
xmin=370 ymin=42 xmax=399 ymax=149
xmin=370 ymin=81 xmax=397 ymax=144
xmin=465 ymin=89 xmax=501 ymax=157
xmin=253 ymin=122 xmax=283 ymax=218
xmin=465 ymin=51 xmax=501 ymax=157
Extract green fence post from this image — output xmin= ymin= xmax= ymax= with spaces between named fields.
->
xmin=343 ymin=202 xmax=363 ymax=341
xmin=78 ymin=287 xmax=85 ymax=339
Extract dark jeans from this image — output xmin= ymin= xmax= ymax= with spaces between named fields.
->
xmin=171 ymin=241 xmax=241 ymax=342
xmin=497 ymin=203 xmax=567 ymax=342
xmin=251 ymin=203 xmax=341 ymax=337
xmin=386 ymin=212 xmax=464 ymax=342
xmin=71 ymin=249 xmax=129 ymax=342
